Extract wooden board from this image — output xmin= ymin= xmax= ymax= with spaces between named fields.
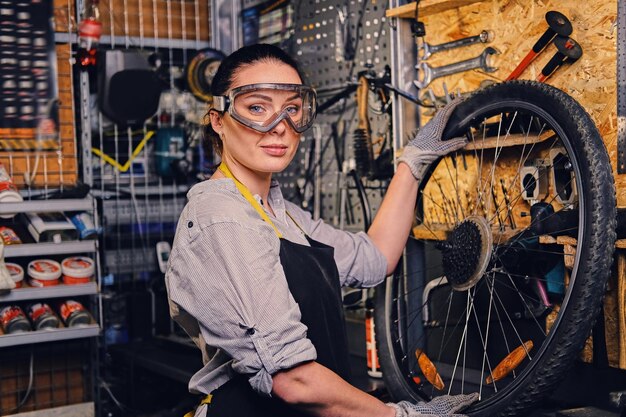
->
xmin=412 ymin=0 xmax=619 ymax=204
xmin=386 ymin=0 xmax=488 ymax=18
xmin=99 ymin=0 xmax=211 ymax=43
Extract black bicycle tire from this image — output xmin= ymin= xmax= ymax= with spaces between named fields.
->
xmin=375 ymin=80 xmax=616 ymax=417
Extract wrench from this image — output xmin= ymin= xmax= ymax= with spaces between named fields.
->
xmin=419 ymin=30 xmax=494 ymax=60
xmin=413 ymin=46 xmax=500 ymax=89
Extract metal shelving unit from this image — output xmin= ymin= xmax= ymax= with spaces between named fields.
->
xmin=0 ymin=283 xmax=98 ymax=302
xmin=5 ymin=240 xmax=97 ymax=258
xmin=0 ymin=198 xmax=94 ymax=216
xmin=0 ymin=325 xmax=100 ymax=348
xmin=0 ymin=198 xmax=102 ymax=347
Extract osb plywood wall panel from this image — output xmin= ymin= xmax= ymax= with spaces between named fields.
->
xmin=417 ymin=0 xmax=621 ymax=369
xmin=99 ymin=0 xmax=211 ymax=42
xmin=418 ymin=0 xmax=620 ymax=202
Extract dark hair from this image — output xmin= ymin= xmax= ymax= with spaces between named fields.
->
xmin=204 ymin=44 xmax=304 ymax=157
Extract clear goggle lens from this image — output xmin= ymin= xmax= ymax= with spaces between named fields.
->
xmin=213 ymin=83 xmax=317 ymax=133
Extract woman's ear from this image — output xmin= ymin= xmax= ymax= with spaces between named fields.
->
xmin=209 ymin=110 xmax=223 ymax=133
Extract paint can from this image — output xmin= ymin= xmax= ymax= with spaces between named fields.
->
xmin=59 ymin=300 xmax=90 ymax=327
xmin=27 ymin=259 xmax=61 ymax=287
xmin=61 ymin=256 xmax=94 ymax=285
xmin=0 ymin=226 xmax=21 ymax=245
xmin=0 ymin=305 xmax=30 ymax=333
xmin=5 ymin=263 xmax=23 ymax=288
xmin=27 ymin=302 xmax=59 ymax=330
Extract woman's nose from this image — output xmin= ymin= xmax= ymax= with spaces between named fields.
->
xmin=270 ymin=117 xmax=289 ymax=134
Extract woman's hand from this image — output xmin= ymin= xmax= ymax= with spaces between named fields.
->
xmin=397 ymin=99 xmax=467 ymax=182
xmin=387 ymin=393 xmax=479 ymax=417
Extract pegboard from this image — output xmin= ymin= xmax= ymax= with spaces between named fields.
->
xmin=290 ymin=0 xmax=393 ymax=231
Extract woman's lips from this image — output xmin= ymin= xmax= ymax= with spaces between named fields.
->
xmin=261 ymin=144 xmax=288 ymax=156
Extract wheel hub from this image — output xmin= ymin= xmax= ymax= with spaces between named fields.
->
xmin=439 ymin=216 xmax=493 ymax=291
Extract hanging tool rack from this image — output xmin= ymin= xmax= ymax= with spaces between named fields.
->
xmin=289 ymin=0 xmax=394 ymax=231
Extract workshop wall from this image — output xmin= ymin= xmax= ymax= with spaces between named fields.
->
xmin=408 ymin=0 xmax=621 ymax=369
xmin=414 ymin=0 xmax=619 ymax=203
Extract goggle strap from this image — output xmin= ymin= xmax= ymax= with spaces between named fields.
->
xmin=213 ymin=96 xmax=229 ymax=112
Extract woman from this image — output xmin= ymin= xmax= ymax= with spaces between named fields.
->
xmin=165 ymin=44 xmax=477 ymax=417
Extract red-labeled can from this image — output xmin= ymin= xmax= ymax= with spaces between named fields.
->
xmin=5 ymin=263 xmax=24 ymax=288
xmin=27 ymin=259 xmax=61 ymax=287
xmin=27 ymin=303 xmax=60 ymax=330
xmin=59 ymin=300 xmax=90 ymax=327
xmin=61 ymin=256 xmax=94 ymax=285
xmin=0 ymin=305 xmax=31 ymax=333
xmin=0 ymin=226 xmax=21 ymax=245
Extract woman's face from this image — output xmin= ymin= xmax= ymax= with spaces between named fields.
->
xmin=212 ymin=60 xmax=303 ymax=176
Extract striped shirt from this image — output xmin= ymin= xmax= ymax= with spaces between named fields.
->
xmin=165 ymin=178 xmax=387 ymax=396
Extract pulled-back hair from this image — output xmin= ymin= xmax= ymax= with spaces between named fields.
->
xmin=205 ymin=44 xmax=303 ymax=156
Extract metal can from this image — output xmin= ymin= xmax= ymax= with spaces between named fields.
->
xmin=27 ymin=303 xmax=59 ymax=330
xmin=0 ymin=305 xmax=30 ymax=333
xmin=5 ymin=263 xmax=23 ymax=288
xmin=0 ymin=226 xmax=22 ymax=245
xmin=59 ymin=300 xmax=90 ymax=327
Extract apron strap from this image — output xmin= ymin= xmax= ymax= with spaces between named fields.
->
xmin=183 ymin=394 xmax=212 ymax=417
xmin=218 ymin=163 xmax=283 ymax=238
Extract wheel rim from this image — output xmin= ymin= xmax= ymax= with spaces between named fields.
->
xmin=389 ymin=98 xmax=588 ymax=409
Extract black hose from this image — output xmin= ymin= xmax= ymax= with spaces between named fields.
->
xmin=349 ymin=169 xmax=372 ymax=230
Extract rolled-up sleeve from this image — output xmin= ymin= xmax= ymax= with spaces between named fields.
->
xmin=166 ymin=219 xmax=317 ymax=395
xmin=285 ymin=202 xmax=387 ymax=288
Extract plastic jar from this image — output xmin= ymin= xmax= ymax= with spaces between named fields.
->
xmin=5 ymin=262 xmax=23 ymax=288
xmin=59 ymin=300 xmax=90 ymax=327
xmin=0 ymin=161 xmax=23 ymax=218
xmin=0 ymin=305 xmax=30 ymax=333
xmin=27 ymin=303 xmax=60 ymax=330
xmin=27 ymin=259 xmax=61 ymax=287
xmin=61 ymin=256 xmax=94 ymax=285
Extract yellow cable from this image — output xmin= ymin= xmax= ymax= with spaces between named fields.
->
xmin=91 ymin=130 xmax=155 ymax=172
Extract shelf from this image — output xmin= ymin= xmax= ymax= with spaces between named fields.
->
xmin=386 ymin=0 xmax=487 ymax=18
xmin=54 ymin=32 xmax=210 ymax=50
xmin=0 ymin=325 xmax=100 ymax=347
xmin=0 ymin=282 xmax=98 ymax=302
xmin=4 ymin=240 xmax=97 ymax=258
xmin=0 ymin=198 xmax=93 ymax=216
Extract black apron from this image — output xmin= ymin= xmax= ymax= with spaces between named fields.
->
xmin=204 ymin=164 xmax=352 ymax=417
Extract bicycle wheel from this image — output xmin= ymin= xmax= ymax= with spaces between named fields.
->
xmin=375 ymin=81 xmax=616 ymax=417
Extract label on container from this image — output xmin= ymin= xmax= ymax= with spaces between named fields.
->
xmin=0 ymin=305 xmax=30 ymax=333
xmin=59 ymin=300 xmax=89 ymax=326
xmin=6 ymin=263 xmax=23 ymax=285
xmin=0 ymin=226 xmax=21 ymax=245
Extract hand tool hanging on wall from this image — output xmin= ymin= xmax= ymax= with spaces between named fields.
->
xmin=536 ymin=36 xmax=582 ymax=82
xmin=353 ymin=76 xmax=374 ymax=177
xmin=506 ymin=11 xmax=572 ymax=81
xmin=414 ymin=47 xmax=499 ymax=89
xmin=419 ymin=30 xmax=494 ymax=60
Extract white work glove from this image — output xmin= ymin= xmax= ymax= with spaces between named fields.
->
xmin=387 ymin=392 xmax=479 ymax=417
xmin=397 ymin=99 xmax=467 ymax=181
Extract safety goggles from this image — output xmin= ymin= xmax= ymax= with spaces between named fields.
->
xmin=212 ymin=83 xmax=317 ymax=133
